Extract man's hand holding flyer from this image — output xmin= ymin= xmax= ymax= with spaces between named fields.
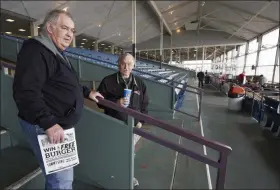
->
xmin=37 ymin=128 xmax=79 ymax=175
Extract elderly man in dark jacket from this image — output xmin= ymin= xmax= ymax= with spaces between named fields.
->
xmin=97 ymin=53 xmax=149 ymax=187
xmin=13 ymin=9 xmax=103 ymax=189
xmin=97 ymin=53 xmax=149 ymax=126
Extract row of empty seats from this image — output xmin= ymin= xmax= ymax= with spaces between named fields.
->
xmin=66 ymin=47 xmax=185 ymax=84
xmin=2 ymin=34 xmax=188 ymax=85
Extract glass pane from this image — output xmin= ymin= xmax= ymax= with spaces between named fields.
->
xmin=248 ymin=39 xmax=258 ymax=53
xmin=239 ymin=44 xmax=246 ymax=56
xmin=244 ymin=53 xmax=257 ymax=75
xmin=274 ymin=65 xmax=279 ymax=83
xmin=258 ymin=47 xmax=277 ymax=66
xmin=262 ymin=28 xmax=279 ymax=49
xmin=236 ymin=56 xmax=245 ymax=75
xmin=274 ymin=57 xmax=279 ymax=83
xmin=256 ymin=65 xmax=274 ymax=82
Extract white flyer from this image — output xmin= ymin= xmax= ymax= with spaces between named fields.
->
xmin=37 ymin=128 xmax=79 ymax=175
xmin=133 ymin=134 xmax=141 ymax=146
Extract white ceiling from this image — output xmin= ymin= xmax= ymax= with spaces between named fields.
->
xmin=155 ymin=0 xmax=279 ymax=41
xmin=0 ymin=1 xmax=279 ymax=49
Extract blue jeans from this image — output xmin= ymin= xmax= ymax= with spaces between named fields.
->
xmin=19 ymin=118 xmax=73 ymax=190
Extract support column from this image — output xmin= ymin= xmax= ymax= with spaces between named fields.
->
xmin=235 ymin=46 xmax=240 ymax=75
xmin=160 ymin=19 xmax=163 ymax=69
xmin=243 ymin=42 xmax=249 ymax=72
xmin=214 ymin=46 xmax=216 ymax=62
xmin=95 ymin=42 xmax=98 ymax=51
xmin=272 ymin=35 xmax=280 ymax=83
xmin=202 ymin=47 xmax=205 ymax=71
xmin=147 ymin=50 xmax=148 ymax=59
xmin=254 ymin=36 xmax=262 ymax=76
xmin=223 ymin=45 xmax=227 ymax=63
xmin=170 ymin=36 xmax=172 ymax=64
xmin=187 ymin=48 xmax=190 ymax=60
xmin=30 ymin=22 xmax=38 ymax=37
xmin=111 ymin=45 xmax=115 ymax=54
xmin=71 ymin=36 xmax=76 ymax=48
xmin=132 ymin=0 xmax=137 ymax=65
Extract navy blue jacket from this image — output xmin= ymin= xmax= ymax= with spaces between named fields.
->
xmin=13 ymin=38 xmax=90 ymax=130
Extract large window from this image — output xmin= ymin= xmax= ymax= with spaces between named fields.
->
xmin=239 ymin=44 xmax=246 ymax=56
xmin=244 ymin=53 xmax=257 ymax=75
xmin=258 ymin=47 xmax=277 ymax=66
xmin=248 ymin=39 xmax=258 ymax=53
xmin=274 ymin=65 xmax=279 ymax=83
xmin=256 ymin=66 xmax=275 ymax=82
xmin=262 ymin=28 xmax=279 ymax=49
xmin=236 ymin=56 xmax=245 ymax=74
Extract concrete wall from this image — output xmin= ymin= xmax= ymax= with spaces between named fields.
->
xmin=136 ymin=30 xmax=246 ymax=51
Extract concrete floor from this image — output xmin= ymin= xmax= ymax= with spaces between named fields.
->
xmin=135 ymin=81 xmax=280 ymax=189
xmin=200 ymin=84 xmax=280 ymax=189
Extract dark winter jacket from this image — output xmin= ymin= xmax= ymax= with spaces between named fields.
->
xmin=97 ymin=72 xmax=149 ymax=124
xmin=13 ymin=34 xmax=91 ymax=130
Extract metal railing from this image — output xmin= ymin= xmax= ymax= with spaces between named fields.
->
xmin=97 ymin=97 xmax=232 ymax=189
xmin=1 ymin=60 xmax=232 ymax=189
xmin=0 ymin=34 xmax=204 ymax=120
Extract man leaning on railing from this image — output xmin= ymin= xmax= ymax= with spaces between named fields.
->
xmin=12 ymin=9 xmax=103 ymax=190
xmin=97 ymin=53 xmax=149 ymax=187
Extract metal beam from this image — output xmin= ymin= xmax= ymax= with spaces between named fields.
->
xmin=204 ymin=17 xmax=278 ymax=24
xmin=148 ymin=1 xmax=172 ymax=35
xmin=34 ymin=1 xmax=75 ymax=25
xmin=228 ymin=1 xmax=273 ymax=39
xmin=167 ymin=8 xmax=222 ymax=30
xmin=217 ymin=2 xmax=278 ymax=24
xmin=200 ymin=20 xmax=249 ymax=40
xmin=114 ymin=18 xmax=156 ymax=47
xmin=196 ymin=0 xmax=203 ymax=36
xmin=243 ymin=42 xmax=249 ymax=72
xmin=254 ymin=36 xmax=262 ymax=76
xmin=96 ymin=33 xmax=120 ymax=44
xmin=203 ymin=17 xmax=259 ymax=34
xmin=161 ymin=1 xmax=196 ymax=15
xmin=137 ymin=42 xmax=246 ymax=51
xmin=75 ymin=2 xmax=132 ymax=36
xmin=272 ymin=35 xmax=280 ymax=83
xmin=132 ymin=0 xmax=136 ymax=59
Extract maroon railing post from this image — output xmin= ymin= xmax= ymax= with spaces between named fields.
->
xmin=216 ymin=152 xmax=229 ymax=190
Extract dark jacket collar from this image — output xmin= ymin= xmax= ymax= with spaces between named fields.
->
xmin=116 ymin=72 xmax=138 ymax=87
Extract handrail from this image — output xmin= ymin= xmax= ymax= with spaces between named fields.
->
xmin=97 ymin=97 xmax=232 ymax=189
xmin=0 ymin=60 xmax=232 ymax=189
xmin=97 ymin=97 xmax=232 ymax=152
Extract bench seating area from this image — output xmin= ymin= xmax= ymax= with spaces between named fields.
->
xmin=242 ymin=88 xmax=280 ymax=138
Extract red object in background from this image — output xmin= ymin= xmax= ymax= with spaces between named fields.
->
xmin=239 ymin=73 xmax=245 ymax=82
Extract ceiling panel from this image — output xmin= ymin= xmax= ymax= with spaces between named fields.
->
xmin=1 ymin=0 xmax=278 ymax=49
xmin=22 ymin=1 xmax=66 ymax=19
xmin=155 ymin=1 xmax=182 ymax=12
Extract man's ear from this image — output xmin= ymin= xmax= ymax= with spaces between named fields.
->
xmin=46 ymin=22 xmax=53 ymax=34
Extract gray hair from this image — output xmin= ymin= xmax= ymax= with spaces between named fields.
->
xmin=118 ymin=53 xmax=135 ymax=66
xmin=41 ymin=9 xmax=74 ymax=33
